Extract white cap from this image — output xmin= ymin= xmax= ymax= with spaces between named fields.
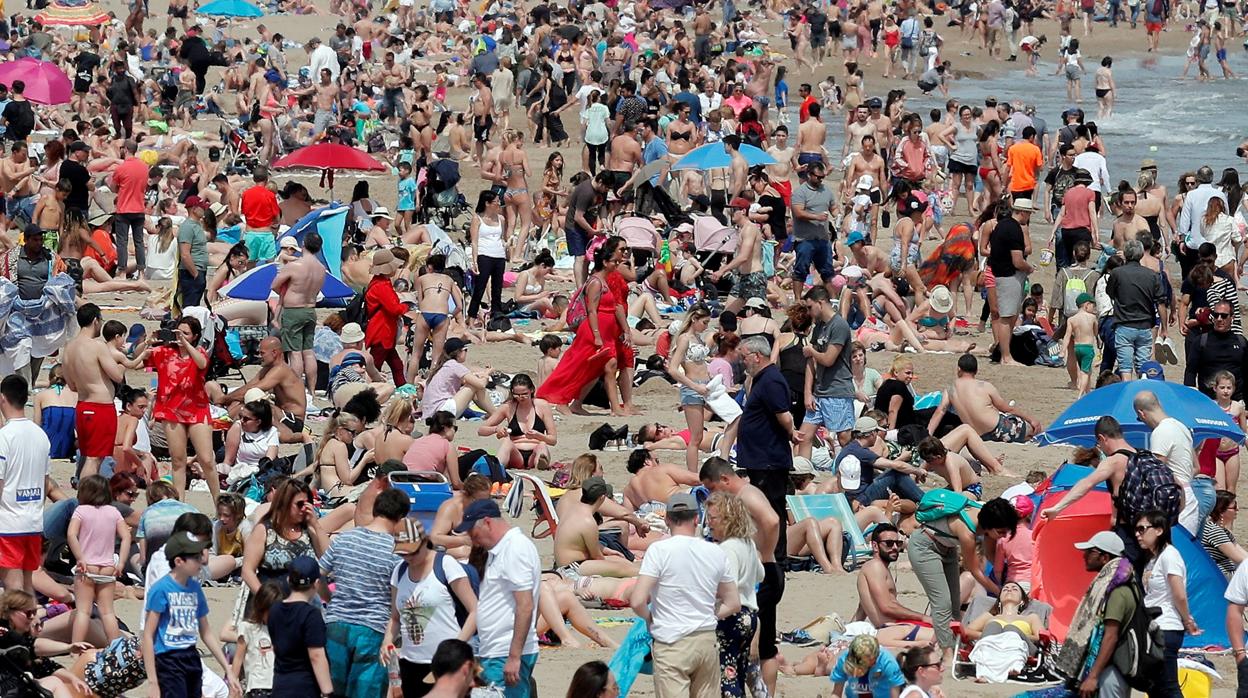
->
xmin=1074 ymin=531 xmax=1125 ymax=557
xmin=243 ymin=388 xmax=271 ymax=404
xmin=841 ymin=265 xmax=864 ymax=280
xmin=279 ymin=236 xmax=299 ymax=250
xmin=855 ymin=174 xmax=875 ymax=191
xmin=838 ymin=454 xmax=862 ymax=490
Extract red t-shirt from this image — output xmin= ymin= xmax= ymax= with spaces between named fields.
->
xmin=1061 ymin=185 xmax=1097 ymax=229
xmin=146 ymin=346 xmax=210 ymax=424
xmin=799 ymin=94 xmax=818 ymax=123
xmin=241 ymin=185 xmax=281 ymax=230
xmin=112 ymin=157 xmax=150 ymax=215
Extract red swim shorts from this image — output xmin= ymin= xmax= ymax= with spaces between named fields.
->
xmin=0 ymin=534 xmax=42 ymax=571
xmin=1146 ymin=21 xmax=1163 ymax=32
xmin=75 ymin=401 xmax=118 ymax=458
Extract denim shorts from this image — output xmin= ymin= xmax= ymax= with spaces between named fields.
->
xmin=804 ymin=396 xmax=856 ymax=432
xmin=680 ymin=379 xmax=708 ymax=406
xmin=793 ymin=238 xmax=835 ymax=282
xmin=1113 ymin=325 xmax=1153 ymax=376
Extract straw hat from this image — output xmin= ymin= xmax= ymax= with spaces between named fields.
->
xmin=369 ymin=249 xmax=401 ymax=276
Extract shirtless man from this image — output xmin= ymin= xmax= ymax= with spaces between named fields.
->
xmin=378 ymin=51 xmax=409 ymax=125
xmin=852 ymin=523 xmax=934 ymax=645
xmin=842 ymin=105 xmax=875 ymax=157
xmin=407 ymin=253 xmax=463 ymax=384
xmin=765 ymin=126 xmax=798 ymax=201
xmin=796 ymin=103 xmax=828 ymax=180
xmin=948 ymin=353 xmax=1044 ymax=444
xmin=621 ymin=449 xmax=700 ymax=512
xmin=430 ymin=473 xmax=493 ymax=558
xmin=916 ymin=436 xmax=983 ymax=499
xmin=470 ymin=73 xmax=494 ymax=164
xmin=710 ymin=199 xmax=765 ymax=313
xmin=62 ymin=304 xmax=126 ymax=480
xmin=552 ymin=477 xmax=641 ymax=578
xmin=297 ymin=68 xmax=340 ymax=136
xmin=605 ymin=123 xmax=643 ymax=193
xmin=218 ymin=337 xmax=308 ymax=443
xmin=866 ymin=99 xmax=894 ymax=158
xmin=724 ymin=135 xmax=749 ymax=199
xmin=271 ymin=232 xmax=325 ymax=392
xmin=0 ymin=142 xmax=38 ymax=230
xmin=842 ymin=135 xmax=887 ymax=203
xmin=693 ymin=7 xmax=714 ymax=62
xmin=1111 ymin=187 xmax=1150 ymax=250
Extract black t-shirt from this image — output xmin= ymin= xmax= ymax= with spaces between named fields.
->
xmin=74 ymin=52 xmax=100 ymax=90
xmin=107 ymin=76 xmax=138 ymax=109
xmin=1044 ymin=165 xmax=1076 ymax=211
xmin=2 ymin=100 xmax=33 ymax=141
xmin=988 ymin=217 xmax=1026 ymax=277
xmin=759 ymin=193 xmax=787 ymax=240
xmin=269 ymin=600 xmax=325 ymax=697
xmin=178 ymin=36 xmax=210 ymax=66
xmin=873 ymin=379 xmax=916 ymax=428
xmin=59 ymin=160 xmax=91 ymax=211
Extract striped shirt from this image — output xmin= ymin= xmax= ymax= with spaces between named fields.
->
xmin=319 ymin=527 xmax=401 ymax=633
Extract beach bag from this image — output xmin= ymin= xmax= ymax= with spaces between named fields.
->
xmin=457 ymin=448 xmax=509 ymax=483
xmin=1112 ymin=448 xmax=1182 ymax=528
xmin=1113 ymin=582 xmax=1166 ymax=693
xmin=1062 ymin=269 xmax=1095 ymax=317
xmin=565 ymin=276 xmax=601 ymax=332
xmin=84 ymin=636 xmax=146 ymax=698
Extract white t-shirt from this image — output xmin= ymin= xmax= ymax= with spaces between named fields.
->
xmin=391 ymin=554 xmax=468 ymax=664
xmin=1143 ymin=544 xmax=1186 ymax=631
xmin=1224 ymin=561 xmax=1248 ymax=605
xmin=238 ymin=620 xmax=274 ymax=691
xmin=1151 ymin=417 xmax=1201 ymax=534
xmin=639 ymin=534 xmax=733 ymax=644
xmin=719 ymin=537 xmax=763 ymax=612
xmin=476 ymin=527 xmax=540 ymax=659
xmin=0 ymin=418 xmax=50 ymax=535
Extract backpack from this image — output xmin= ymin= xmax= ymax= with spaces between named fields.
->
xmin=401 ymin=551 xmax=481 ymax=628
xmin=1112 ymin=448 xmax=1183 ymax=528
xmin=343 ymin=289 xmax=369 ymax=331
xmin=565 ymin=276 xmax=601 ymax=332
xmin=1063 ymin=268 xmax=1095 ymax=317
xmin=1112 ymin=581 xmax=1166 ymax=693
xmin=739 ymin=121 xmax=764 ymax=149
xmin=915 ymin=489 xmax=983 ymax=535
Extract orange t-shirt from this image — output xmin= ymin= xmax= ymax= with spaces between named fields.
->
xmin=1006 ymin=141 xmax=1043 ymax=193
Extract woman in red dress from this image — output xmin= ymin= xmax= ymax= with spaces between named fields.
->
xmin=144 ymin=316 xmax=219 ymax=502
xmin=537 ymin=237 xmax=631 ymax=415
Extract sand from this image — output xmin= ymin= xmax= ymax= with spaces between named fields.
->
xmin=24 ymin=0 xmax=1243 ymax=694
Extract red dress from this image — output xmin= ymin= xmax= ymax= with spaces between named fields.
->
xmin=146 ymin=346 xmax=210 ymax=424
xmin=537 ymin=273 xmax=627 ymax=405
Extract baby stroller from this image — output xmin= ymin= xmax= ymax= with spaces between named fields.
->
xmin=419 ymin=158 xmax=470 ymax=231
xmin=614 ymin=216 xmax=663 ymax=268
xmin=692 ymin=214 xmax=739 ymax=297
xmin=220 ymin=123 xmax=259 ymax=175
xmin=0 ymin=646 xmax=53 ymax=698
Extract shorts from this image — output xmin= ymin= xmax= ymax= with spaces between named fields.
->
xmin=982 ymin=412 xmax=1031 ymax=443
xmin=325 ymin=622 xmax=387 ymax=697
xmin=917 ymin=79 xmax=938 ymax=93
xmin=680 ymin=378 xmax=709 ymax=406
xmin=0 ymin=534 xmax=42 ymax=571
xmin=1064 ymin=64 xmax=1081 ymax=81
xmin=480 ymin=653 xmax=537 ymax=698
xmin=1218 ymin=48 xmax=1228 ymax=61
xmin=473 ymin=114 xmax=494 ymax=143
xmin=995 ymin=273 xmax=1025 ymax=317
xmin=495 ymin=95 xmax=513 ymax=112
xmin=1074 ymin=343 xmax=1095 ymax=373
xmin=155 ymin=647 xmax=202 ymax=698
xmin=949 ymin=159 xmax=977 ymax=175
xmin=731 ymin=271 xmax=767 ymax=301
xmin=169 ymin=4 xmax=187 ymax=17
xmin=76 ymin=401 xmax=118 ymax=458
xmin=279 ymin=307 xmax=317 ymax=352
xmin=811 ymin=32 xmax=828 ymax=48
xmin=1146 ymin=20 xmax=1164 ymax=32
xmin=797 ymin=152 xmax=825 ymax=179
xmin=244 ymin=231 xmax=277 ymax=262
xmin=565 ymin=225 xmax=590 ymax=257
xmin=604 ymin=170 xmax=631 ymax=192
xmin=804 ymin=396 xmax=856 ymax=433
xmin=889 ymin=243 xmax=920 ymax=273
xmin=281 ymin=411 xmax=306 ymax=434
xmin=793 ymin=238 xmax=835 ymax=282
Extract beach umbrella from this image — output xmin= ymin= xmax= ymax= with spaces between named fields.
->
xmin=285 ymin=203 xmax=349 ymax=277
xmin=273 ymin=143 xmax=387 ymax=195
xmin=670 ymin=143 xmax=778 ymax=171
xmin=221 ymin=262 xmax=355 ymax=302
xmin=0 ymin=59 xmax=72 ymax=105
xmin=1036 ymin=380 xmax=1244 ymax=448
xmin=34 ymin=1 xmax=110 ymax=26
xmin=197 ymin=0 xmax=264 ymax=16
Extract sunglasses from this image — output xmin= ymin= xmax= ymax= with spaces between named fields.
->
xmin=16 ymin=609 xmax=36 ymax=618
xmin=1134 ymin=525 xmax=1155 ymax=534
xmin=1212 ymin=312 xmax=1231 ymax=319
xmin=877 ymin=539 xmax=903 ymax=548
xmin=125 ymin=490 xmax=140 ymax=497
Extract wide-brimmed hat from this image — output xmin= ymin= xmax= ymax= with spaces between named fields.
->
xmin=369 ymin=249 xmax=401 ymax=275
xmin=929 ymin=285 xmax=954 ymax=314
xmin=1011 ymin=197 xmax=1040 ymax=212
xmin=340 ymin=322 xmax=365 ymax=344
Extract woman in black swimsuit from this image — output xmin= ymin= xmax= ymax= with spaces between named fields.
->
xmin=777 ymin=303 xmax=814 ymax=428
xmin=476 ymin=375 xmax=558 ymax=470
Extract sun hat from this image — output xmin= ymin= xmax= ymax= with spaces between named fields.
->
xmin=1011 ymin=197 xmax=1040 ymax=212
xmin=369 ymin=249 xmax=401 ymax=275
xmin=792 ymin=456 xmax=814 ymax=476
xmin=340 ymin=323 xmax=365 ymax=344
xmin=928 ymin=285 xmax=954 ymax=314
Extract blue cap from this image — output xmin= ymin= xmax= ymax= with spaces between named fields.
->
xmin=454 ymin=499 xmax=502 ymax=533
xmin=126 ymin=323 xmax=147 ymax=345
xmin=288 ymin=555 xmax=321 ymax=586
xmin=1139 ymin=361 xmax=1165 ymax=381
xmin=846 ymin=231 xmax=867 ymax=247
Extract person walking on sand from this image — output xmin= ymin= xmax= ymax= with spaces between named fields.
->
xmin=272 ymin=232 xmax=326 ymax=394
xmin=62 ymin=304 xmax=126 ymax=481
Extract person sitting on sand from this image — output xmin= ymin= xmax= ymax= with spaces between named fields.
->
xmin=916 ymin=436 xmax=984 ymax=500
xmin=556 ymin=454 xmax=658 ymax=553
xmin=552 ymin=477 xmax=641 ymax=579
xmin=620 ymin=448 xmax=701 ymax=514
xmin=429 ymin=473 xmax=492 ymax=560
xmin=948 ymin=353 xmax=1045 ymax=444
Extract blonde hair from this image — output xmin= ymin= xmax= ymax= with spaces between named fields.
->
xmin=315 ymin=412 xmax=363 ymax=467
xmin=567 ymin=453 xmax=600 ymax=490
xmin=382 ymin=398 xmax=414 ymax=428
xmin=889 ymin=355 xmax=914 ymax=377
xmin=707 ymin=491 xmax=756 ymax=542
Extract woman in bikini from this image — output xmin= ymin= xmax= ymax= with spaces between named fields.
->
xmin=410 ymin=253 xmax=464 ymax=383
xmin=313 ymin=412 xmax=371 ymax=496
xmin=500 ymin=130 xmax=534 ymax=257
xmin=668 ymin=304 xmax=714 ymax=472
xmin=534 ymin=153 xmax=566 ymax=249
xmin=512 ymin=251 xmax=557 ymax=316
xmin=976 ymin=120 xmax=1004 ymax=210
xmin=666 ymin=104 xmax=699 ymax=158
xmin=359 ymin=398 xmax=417 ymax=466
xmin=476 ymin=375 xmax=557 ymax=470
xmin=207 ymin=242 xmax=267 ymax=325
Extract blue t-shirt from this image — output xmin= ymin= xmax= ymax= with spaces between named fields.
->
xmin=319 ymin=527 xmax=401 ymax=633
xmin=643 ymin=137 xmax=669 ymax=187
xmin=835 ymin=440 xmax=882 ymax=496
xmin=144 ymin=574 xmax=209 ymax=654
xmin=397 ymin=177 xmax=417 ymax=211
xmin=775 ymin=79 xmax=789 ymax=108
xmin=829 ymin=650 xmax=905 ymax=698
xmin=737 ymin=364 xmax=794 ymax=471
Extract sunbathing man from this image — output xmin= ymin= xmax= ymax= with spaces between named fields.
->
xmin=948 ymin=353 xmax=1044 ymax=448
xmin=621 ymin=448 xmax=700 ymax=514
xmin=211 ymin=337 xmax=308 ymax=443
xmin=555 ymin=454 xmax=658 ymax=553
xmin=552 ymin=477 xmax=641 ymax=579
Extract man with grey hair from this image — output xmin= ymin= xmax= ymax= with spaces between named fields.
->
xmin=110 ymin=139 xmax=149 ymax=277
xmin=1134 ymin=390 xmax=1202 ymax=534
xmin=1177 ymin=165 xmax=1227 ymax=275
xmin=1107 ymin=239 xmax=1168 ymax=380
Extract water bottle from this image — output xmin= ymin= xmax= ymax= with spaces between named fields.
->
xmin=387 ymin=653 xmax=401 ymax=688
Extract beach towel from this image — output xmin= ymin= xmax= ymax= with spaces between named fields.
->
xmin=969 ymin=632 xmax=1030 ymax=682
xmin=705 ymin=374 xmax=742 ymax=424
xmin=0 ymin=274 xmax=77 ymax=375
xmin=1054 ymin=556 xmax=1133 ymax=679
xmin=609 ymin=618 xmax=654 ymax=697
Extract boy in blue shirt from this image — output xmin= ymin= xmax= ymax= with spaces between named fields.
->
xmin=142 ymin=532 xmax=241 ymax=698
xmin=396 ymin=160 xmax=416 ymax=238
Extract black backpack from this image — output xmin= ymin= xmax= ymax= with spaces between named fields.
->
xmin=398 ymin=552 xmax=481 ymax=628
xmin=1113 ymin=582 xmax=1166 ymax=693
xmin=1112 ymin=448 xmax=1183 ymax=528
xmin=343 ymin=290 xmax=368 ymax=331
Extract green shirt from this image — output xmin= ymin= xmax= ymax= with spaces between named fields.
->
xmin=177 ymin=218 xmax=208 ymax=272
xmin=1103 ymin=584 xmax=1137 ymax=626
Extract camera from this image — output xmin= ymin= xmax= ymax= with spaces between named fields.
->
xmin=156 ymin=328 xmax=177 ymax=344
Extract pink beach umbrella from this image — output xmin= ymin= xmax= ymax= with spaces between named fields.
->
xmin=0 ymin=58 xmax=73 ymax=106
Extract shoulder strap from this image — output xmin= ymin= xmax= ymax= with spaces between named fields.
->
xmin=1113 ymin=448 xmax=1136 ymax=460
xmin=432 ymin=551 xmax=450 ymax=589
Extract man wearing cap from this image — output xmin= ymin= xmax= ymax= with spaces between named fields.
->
xmin=272 ymin=232 xmax=326 ymax=393
xmin=552 ymin=477 xmax=640 ymax=578
xmin=987 ymin=197 xmax=1036 ymax=365
xmin=1056 ymin=531 xmax=1135 ymax=697
xmin=59 ymin=141 xmax=93 ymax=225
xmin=710 ymin=198 xmax=765 ymax=313
xmin=836 ymin=415 xmax=926 ymax=506
xmin=241 ymin=167 xmax=281 ymax=262
xmin=364 ymin=248 xmax=409 ymax=386
xmin=110 ymin=140 xmax=150 ymax=277
xmin=630 ymin=492 xmax=740 ymax=698
xmin=457 ymin=499 xmax=541 ymax=697
xmin=177 ymin=196 xmax=211 ymax=308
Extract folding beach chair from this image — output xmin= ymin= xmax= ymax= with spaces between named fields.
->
xmin=785 ymin=493 xmax=872 ymax=570
xmin=504 ymin=471 xmax=561 ymax=539
xmin=949 ymin=594 xmax=1057 ymax=682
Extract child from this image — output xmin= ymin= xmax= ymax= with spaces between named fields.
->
xmin=142 ymin=531 xmax=241 ymax=698
xmin=1064 ymin=293 xmax=1098 ymax=395
xmin=231 ymin=581 xmax=282 ymax=698
xmin=1019 ymin=34 xmax=1047 ymax=76
xmin=212 ymin=493 xmax=252 ymax=561
xmin=67 ymin=475 xmax=129 ymax=645
xmin=268 ymin=556 xmax=334 ymax=696
xmin=31 ymin=179 xmax=69 ymax=249
xmin=396 ymin=161 xmax=416 ymax=237
xmin=536 ymin=334 xmax=563 ymax=387
xmin=1212 ymin=370 xmax=1245 ymax=492
xmin=916 ymin=436 xmax=983 ymax=499
xmin=1028 ymin=283 xmax=1048 ymax=319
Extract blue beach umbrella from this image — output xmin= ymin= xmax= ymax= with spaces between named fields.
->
xmin=670 ymin=142 xmax=777 ymax=171
xmin=286 ymin=203 xmax=349 ymax=277
xmin=1036 ymin=380 xmax=1244 ymax=448
xmin=221 ymin=262 xmax=354 ymax=301
xmin=198 ymin=0 xmax=263 ymax=17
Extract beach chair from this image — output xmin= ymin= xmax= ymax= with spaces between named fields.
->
xmin=388 ymin=471 xmax=454 ymax=532
xmin=785 ymin=493 xmax=872 ymax=570
xmin=949 ymin=594 xmax=1057 ymax=682
xmin=504 ymin=471 xmax=561 ymax=539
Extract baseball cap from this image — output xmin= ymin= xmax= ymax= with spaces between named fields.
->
xmin=1075 ymin=292 xmax=1094 ymax=307
xmin=1074 ymin=531 xmax=1125 ymax=557
xmin=184 ymin=195 xmax=209 ymax=211
xmin=667 ymin=492 xmax=698 ymax=514
xmin=744 ymin=298 xmax=768 ymax=311
xmin=838 ymin=454 xmax=862 ymax=490
xmin=443 ymin=337 xmax=469 ymax=356
xmin=288 ymin=555 xmax=321 ymax=586
xmin=1139 ymin=360 xmax=1165 ymax=381
xmin=582 ymin=476 xmax=613 ymax=502
xmin=454 ymin=499 xmax=502 ymax=533
xmin=846 ymin=231 xmax=867 ymax=247
xmin=727 ymin=197 xmax=752 ymax=210
xmin=279 ymin=236 xmax=299 ymax=250
xmin=394 ymin=518 xmax=427 ymax=554
xmin=792 ymin=456 xmax=814 ymax=476
xmin=164 ymin=531 xmax=211 ymax=563
xmin=68 ymin=140 xmax=91 ymax=153
xmin=853 ymin=416 xmax=884 ymax=434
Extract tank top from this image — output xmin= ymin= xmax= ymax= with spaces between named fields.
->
xmin=950 ymin=122 xmax=979 ymax=166
xmin=476 ymin=216 xmax=506 ymax=259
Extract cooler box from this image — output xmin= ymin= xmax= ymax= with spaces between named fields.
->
xmin=389 ymin=471 xmax=453 ymax=530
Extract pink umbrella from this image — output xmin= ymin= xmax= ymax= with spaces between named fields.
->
xmin=0 ymin=58 xmax=73 ymax=106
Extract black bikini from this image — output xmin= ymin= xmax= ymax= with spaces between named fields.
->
xmin=509 ymin=409 xmax=548 ymax=468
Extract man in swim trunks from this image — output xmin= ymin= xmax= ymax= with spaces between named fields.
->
xmin=605 ymin=122 xmax=643 ymax=193
xmin=240 ymin=166 xmax=281 ymax=262
xmin=916 ymin=436 xmax=983 ymax=500
xmin=796 ymin=102 xmax=828 ymax=181
xmin=217 ymin=337 xmax=308 ymax=443
xmin=470 ymin=73 xmax=494 ymax=163
xmin=62 ymin=303 xmax=127 ymax=481
xmin=552 ymin=477 xmax=640 ymax=579
xmin=949 ymin=353 xmax=1044 ymax=443
xmin=709 ymin=199 xmax=766 ymax=314
xmin=272 ymin=233 xmax=326 ymax=392
xmin=852 ymin=523 xmax=935 ymax=646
